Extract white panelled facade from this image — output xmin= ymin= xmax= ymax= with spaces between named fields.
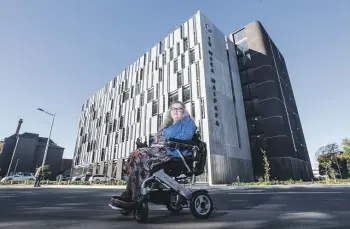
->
xmin=72 ymin=11 xmax=254 ymax=184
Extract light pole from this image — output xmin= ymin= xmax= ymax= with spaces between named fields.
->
xmin=37 ymin=108 xmax=55 ymax=169
xmin=6 ymin=136 xmax=20 ymax=177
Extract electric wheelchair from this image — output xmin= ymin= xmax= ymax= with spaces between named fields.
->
xmin=108 ymin=131 xmax=214 ymax=223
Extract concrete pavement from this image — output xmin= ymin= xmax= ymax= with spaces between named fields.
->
xmin=1 ymin=186 xmax=350 ymax=228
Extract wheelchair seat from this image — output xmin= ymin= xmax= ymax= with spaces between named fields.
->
xmin=124 ymin=130 xmax=207 ymax=180
xmin=160 ymin=131 xmax=207 ymax=178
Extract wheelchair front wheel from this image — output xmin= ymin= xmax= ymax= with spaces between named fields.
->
xmin=190 ymin=191 xmax=213 ymax=219
xmin=166 ymin=203 xmax=183 ymax=213
xmin=134 ymin=200 xmax=149 ymax=223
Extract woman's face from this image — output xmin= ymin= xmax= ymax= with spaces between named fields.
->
xmin=170 ymin=103 xmax=184 ymax=123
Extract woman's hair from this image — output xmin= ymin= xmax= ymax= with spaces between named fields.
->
xmin=162 ymin=101 xmax=191 ymax=128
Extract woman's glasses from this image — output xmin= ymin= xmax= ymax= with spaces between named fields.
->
xmin=171 ymin=107 xmax=184 ymax=112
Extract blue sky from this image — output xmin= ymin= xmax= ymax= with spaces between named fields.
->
xmin=0 ymin=0 xmax=349 ymax=166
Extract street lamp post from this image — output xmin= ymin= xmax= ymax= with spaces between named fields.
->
xmin=37 ymin=108 xmax=55 ymax=169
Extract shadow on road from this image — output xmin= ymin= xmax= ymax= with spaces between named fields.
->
xmin=0 ymin=187 xmax=350 ymax=228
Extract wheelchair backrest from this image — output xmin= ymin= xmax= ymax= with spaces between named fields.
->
xmin=191 ymin=130 xmax=208 ymax=176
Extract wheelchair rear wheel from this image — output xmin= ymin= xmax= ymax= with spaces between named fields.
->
xmin=190 ymin=191 xmax=213 ymax=219
xmin=134 ymin=200 xmax=149 ymax=223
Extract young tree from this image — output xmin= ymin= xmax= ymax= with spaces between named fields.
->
xmin=342 ymin=138 xmax=350 ymax=177
xmin=260 ymin=148 xmax=270 ymax=182
xmin=36 ymin=165 xmax=51 ymax=180
xmin=317 ymin=143 xmax=342 ymax=178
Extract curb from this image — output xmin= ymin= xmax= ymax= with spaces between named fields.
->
xmin=1 ymin=184 xmax=349 ymax=190
xmin=0 ymin=185 xmax=127 ymax=189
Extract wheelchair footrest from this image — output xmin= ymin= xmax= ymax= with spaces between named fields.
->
xmin=109 ymin=203 xmax=123 ymax=210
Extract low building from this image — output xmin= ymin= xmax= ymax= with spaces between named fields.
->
xmin=60 ymin=158 xmax=73 ymax=176
xmin=0 ymin=132 xmax=64 ymax=180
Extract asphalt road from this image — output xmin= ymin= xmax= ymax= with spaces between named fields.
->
xmin=1 ymin=186 xmax=350 ymax=229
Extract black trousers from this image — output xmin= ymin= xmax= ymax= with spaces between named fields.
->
xmin=34 ymin=177 xmax=41 ymax=187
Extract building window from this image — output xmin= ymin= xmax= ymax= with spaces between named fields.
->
xmin=105 ymin=112 xmax=110 ymax=123
xmin=189 ymin=49 xmax=195 ymax=64
xmin=177 ymin=71 xmax=183 ymax=88
xmin=168 ymin=91 xmax=178 ymax=104
xmin=200 ymin=98 xmax=205 ymax=119
xmin=174 ymin=59 xmax=178 ymax=73
xmin=176 ymin=42 xmax=180 ymax=56
xmin=147 ymin=88 xmax=154 ymax=103
xmin=162 ymin=52 xmax=166 ymax=65
xmin=183 ymin=86 xmax=191 ymax=103
xmin=135 ymin=83 xmax=140 ymax=95
xmin=130 ymin=86 xmax=134 ymax=99
xmin=152 ymin=101 xmax=158 ymax=116
xmin=126 ymin=127 xmax=129 ymax=141
xmin=180 ymin=25 xmax=183 ymax=39
xmin=191 ymin=102 xmax=195 ymax=118
xmin=236 ymin=42 xmax=249 ymax=56
xmin=157 ymin=114 xmax=163 ymax=131
xmin=109 ymin=122 xmax=113 ymax=133
xmin=115 ymin=131 xmax=119 ymax=143
xmin=137 ymin=108 xmax=141 ymax=122
xmin=140 ymin=93 xmax=144 ymax=106
xmin=183 ymin=37 xmax=188 ymax=51
xmin=234 ymin=29 xmax=246 ymax=42
xmin=122 ymin=90 xmax=129 ymax=103
xmin=156 ymin=83 xmax=159 ymax=99
xmin=113 ymin=78 xmax=117 ymax=88
xmin=195 ymin=63 xmax=200 ymax=98
xmin=170 ymin=48 xmax=173 ymax=60
xmin=91 ymin=151 xmax=95 ymax=162
xmin=159 ymin=41 xmax=163 ymax=54
xmin=106 ymin=134 xmax=110 ymax=147
xmin=155 ymin=56 xmax=159 ymax=70
xmin=100 ymin=149 xmax=105 ymax=161
xmin=140 ymin=68 xmax=144 ymax=80
xmin=121 ymin=128 xmax=125 ymax=142
xmin=119 ymin=116 xmax=124 ymax=129
xmin=111 ymin=99 xmax=114 ymax=110
xmin=181 ymin=54 xmax=185 ymax=69
xmin=159 ymin=68 xmax=163 ymax=82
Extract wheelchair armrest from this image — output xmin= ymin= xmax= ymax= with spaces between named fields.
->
xmin=167 ymin=138 xmax=197 ymax=146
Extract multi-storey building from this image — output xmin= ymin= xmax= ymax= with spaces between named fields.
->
xmin=72 ymin=12 xmax=312 ymax=184
xmin=72 ymin=11 xmax=254 ymax=184
xmin=229 ymin=21 xmax=313 ymax=180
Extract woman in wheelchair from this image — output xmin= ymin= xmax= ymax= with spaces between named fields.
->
xmin=111 ymin=101 xmax=196 ymax=208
